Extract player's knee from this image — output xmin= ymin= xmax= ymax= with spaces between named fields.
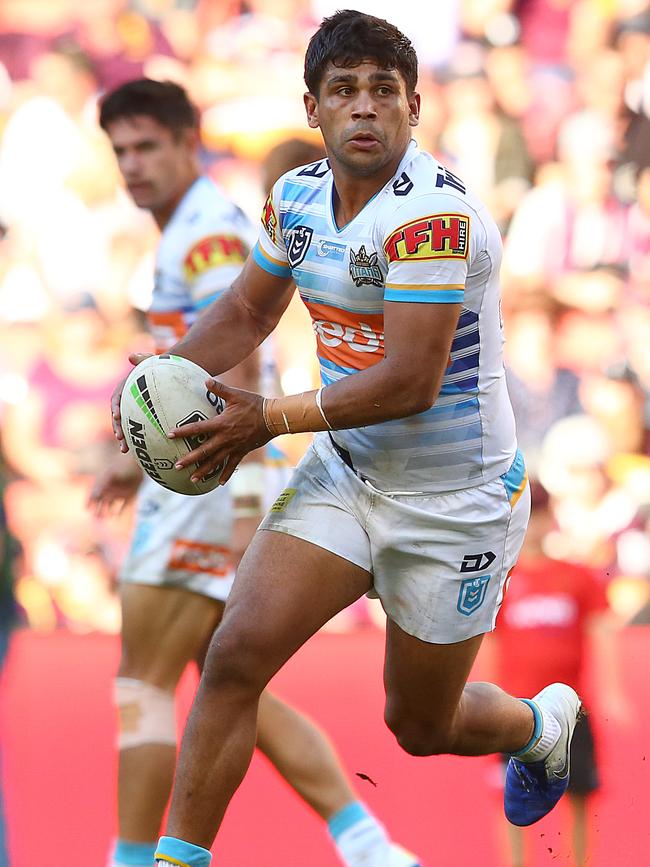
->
xmin=114 ymin=677 xmax=176 ymax=750
xmin=200 ymin=627 xmax=270 ymax=697
xmin=384 ymin=706 xmax=455 ymax=757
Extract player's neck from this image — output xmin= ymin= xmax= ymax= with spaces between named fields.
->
xmin=330 ymin=154 xmax=404 ymax=229
xmin=152 ymin=171 xmax=201 ymax=230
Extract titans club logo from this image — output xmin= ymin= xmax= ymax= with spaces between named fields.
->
xmin=349 ymin=245 xmax=383 ymax=287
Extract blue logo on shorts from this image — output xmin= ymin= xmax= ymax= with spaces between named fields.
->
xmin=457 ymin=575 xmax=491 ymax=616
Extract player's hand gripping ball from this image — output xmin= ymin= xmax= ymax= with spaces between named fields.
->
xmin=120 ymin=354 xmax=225 ymax=495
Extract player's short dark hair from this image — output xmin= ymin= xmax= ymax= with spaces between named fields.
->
xmin=99 ymin=79 xmax=199 ymax=137
xmin=304 ymin=10 xmax=418 ymax=97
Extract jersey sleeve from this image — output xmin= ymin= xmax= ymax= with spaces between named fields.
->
xmin=253 ymin=177 xmax=292 ymax=279
xmin=381 ymin=194 xmax=477 ymax=304
xmin=183 ymin=230 xmax=250 ymax=309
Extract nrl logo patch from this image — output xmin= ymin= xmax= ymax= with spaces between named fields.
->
xmin=349 ymin=245 xmax=383 ymax=287
xmin=287 ymin=225 xmax=313 ymax=268
xmin=457 ymin=575 xmax=491 ymax=616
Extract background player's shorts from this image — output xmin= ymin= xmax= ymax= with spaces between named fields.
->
xmin=260 ymin=432 xmax=530 ymax=644
xmin=500 ymin=715 xmax=599 ymax=795
xmin=120 ymin=476 xmax=235 ymax=601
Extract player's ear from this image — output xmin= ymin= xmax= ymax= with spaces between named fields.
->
xmin=304 ymin=92 xmax=320 ymax=129
xmin=183 ymin=127 xmax=200 ymax=150
xmin=408 ymin=91 xmax=420 ymax=128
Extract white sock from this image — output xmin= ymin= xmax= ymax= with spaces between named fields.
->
xmin=514 ymin=700 xmax=562 ymax=763
xmin=328 ymin=802 xmax=393 ymax=867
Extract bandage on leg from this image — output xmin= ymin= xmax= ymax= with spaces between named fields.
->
xmin=115 ymin=677 xmax=176 ymax=749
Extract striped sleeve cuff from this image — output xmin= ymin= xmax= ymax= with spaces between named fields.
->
xmin=253 ymin=242 xmax=292 ymax=277
xmin=384 ymin=282 xmax=464 ymax=303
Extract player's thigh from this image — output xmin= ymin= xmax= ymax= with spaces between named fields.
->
xmin=119 ymin=583 xmax=224 ymax=689
xmin=205 ymin=528 xmax=373 ymax=689
xmin=383 ymin=618 xmax=484 ymax=732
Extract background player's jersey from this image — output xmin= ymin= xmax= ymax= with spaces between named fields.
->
xmin=494 ymin=556 xmax=608 ymax=703
xmin=254 ymin=140 xmax=517 ymax=493
xmin=149 ymin=175 xmax=256 ymax=351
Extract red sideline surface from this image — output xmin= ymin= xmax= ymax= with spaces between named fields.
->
xmin=1 ymin=627 xmax=648 ymax=866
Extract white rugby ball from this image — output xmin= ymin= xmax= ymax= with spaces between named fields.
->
xmin=120 ymin=354 xmax=225 ymax=495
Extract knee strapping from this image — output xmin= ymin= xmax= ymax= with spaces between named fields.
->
xmin=114 ymin=677 xmax=176 ymax=750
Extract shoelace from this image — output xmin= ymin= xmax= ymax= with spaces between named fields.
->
xmin=512 ymin=759 xmax=547 ymax=794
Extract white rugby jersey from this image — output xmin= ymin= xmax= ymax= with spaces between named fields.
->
xmin=254 ymin=139 xmax=518 ymax=493
xmin=150 ymin=176 xmax=256 ymax=351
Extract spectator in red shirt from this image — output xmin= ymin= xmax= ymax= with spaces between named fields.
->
xmin=487 ymin=480 xmax=628 ymax=866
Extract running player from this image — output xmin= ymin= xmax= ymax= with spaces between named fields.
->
xmin=92 ymin=78 xmax=419 ymax=867
xmin=109 ymin=15 xmax=581 ymax=866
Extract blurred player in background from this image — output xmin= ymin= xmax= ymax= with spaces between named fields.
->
xmin=108 ymin=13 xmax=582 ymax=867
xmin=90 ymin=79 xmax=420 ymax=867
xmin=488 ymin=480 xmax=628 ymax=867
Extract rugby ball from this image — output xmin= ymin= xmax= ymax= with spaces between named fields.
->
xmin=120 ymin=354 xmax=225 ymax=495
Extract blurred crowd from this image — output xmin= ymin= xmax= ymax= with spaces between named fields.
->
xmin=0 ymin=0 xmax=649 ymax=634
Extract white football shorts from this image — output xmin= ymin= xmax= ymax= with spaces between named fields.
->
xmin=120 ymin=460 xmax=294 ymax=601
xmin=260 ymin=432 xmax=530 ymax=644
xmin=120 ymin=477 xmax=236 ymax=601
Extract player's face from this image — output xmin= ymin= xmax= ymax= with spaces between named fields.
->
xmin=106 ymin=115 xmax=196 ymax=220
xmin=304 ymin=60 xmax=419 ymax=180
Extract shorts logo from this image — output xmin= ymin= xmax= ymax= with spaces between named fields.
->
xmin=457 ymin=575 xmax=491 ymax=616
xmin=317 ymin=240 xmax=346 ymax=261
xmin=287 ymin=226 xmax=313 ymax=268
xmin=168 ymin=539 xmax=230 ymax=576
xmin=262 ymin=194 xmax=278 ymax=243
xmin=270 ymin=488 xmax=297 ymax=513
xmin=384 ymin=214 xmax=469 ymax=263
xmin=349 ymin=245 xmax=383 ymax=287
xmin=460 ymin=551 xmax=496 ymax=573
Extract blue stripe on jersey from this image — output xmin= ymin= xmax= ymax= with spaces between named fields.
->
xmin=458 ymin=309 xmax=479 ymax=329
xmin=429 ymin=397 xmax=479 ymax=419
xmin=384 ymin=288 xmax=464 ymax=304
xmin=320 ymin=367 xmax=339 ymax=386
xmin=193 ymin=291 xmax=221 ymax=310
xmin=319 ymin=355 xmax=357 ymax=376
xmin=281 ymin=180 xmax=325 ymax=205
xmin=439 ymin=375 xmax=479 ymax=394
xmin=365 ymin=420 xmax=483 ymax=448
xmin=451 ymin=329 xmax=480 ymax=352
xmin=448 ymin=351 xmax=479 ymax=375
xmin=501 ymin=449 xmax=526 ymax=502
xmin=253 ymin=243 xmax=291 ymax=277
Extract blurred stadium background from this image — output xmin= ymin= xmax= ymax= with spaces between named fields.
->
xmin=0 ymin=0 xmax=649 ymax=865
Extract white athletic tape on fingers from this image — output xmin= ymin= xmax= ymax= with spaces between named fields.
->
xmin=115 ymin=677 xmax=176 ymax=749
